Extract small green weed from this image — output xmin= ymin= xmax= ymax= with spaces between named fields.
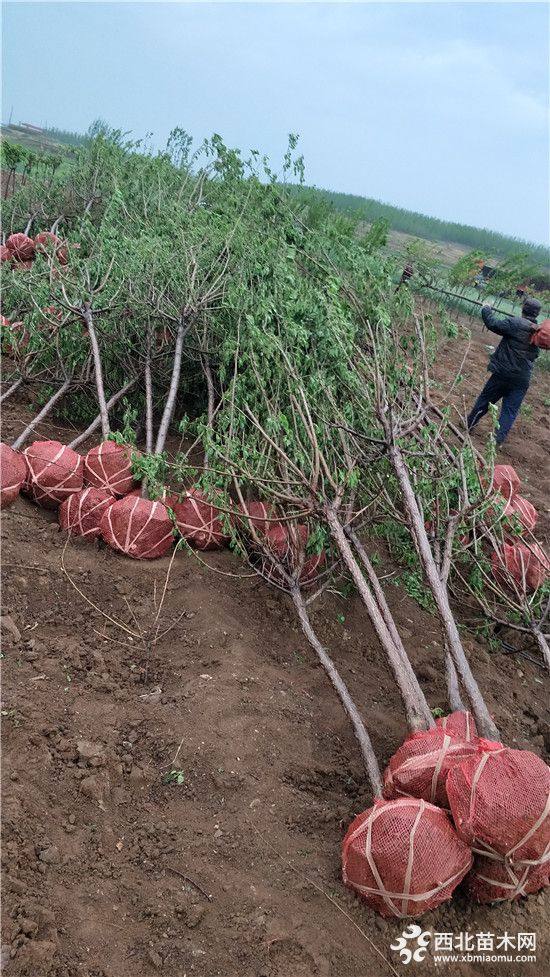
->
xmin=163 ymin=769 xmax=185 ymax=786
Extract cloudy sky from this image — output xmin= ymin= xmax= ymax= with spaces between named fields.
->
xmin=3 ymin=2 xmax=549 ymax=243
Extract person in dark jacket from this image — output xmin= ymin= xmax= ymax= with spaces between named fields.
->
xmin=467 ymin=297 xmax=541 ymax=445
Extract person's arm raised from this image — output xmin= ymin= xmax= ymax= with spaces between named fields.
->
xmin=481 ymin=304 xmax=514 ymax=337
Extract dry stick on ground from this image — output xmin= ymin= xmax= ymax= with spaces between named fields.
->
xmin=67 ymin=380 xmax=136 ymax=450
xmin=11 ymin=374 xmax=73 ymax=450
xmin=245 ymin=817 xmax=401 ymax=977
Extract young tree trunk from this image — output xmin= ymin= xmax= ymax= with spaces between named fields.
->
xmin=0 ymin=378 xmax=23 ymax=405
xmin=81 ymin=302 xmax=110 ymax=440
xmin=202 ymin=355 xmax=215 ymax=468
xmin=533 ymin=630 xmax=550 ymax=673
xmin=144 ymin=351 xmax=153 ymax=456
xmin=325 ymin=505 xmax=433 ymax=733
xmin=12 ymin=376 xmax=72 ymax=450
xmin=291 ymin=586 xmax=382 ymax=795
xmin=67 ymin=380 xmax=135 ymax=449
xmin=346 ymin=525 xmax=435 ymax=728
xmin=154 ymin=315 xmax=191 ymax=455
xmin=387 ymin=441 xmax=500 ymax=741
xmin=445 ymin=650 xmax=465 ymax=712
xmin=3 ymin=168 xmax=15 ymax=200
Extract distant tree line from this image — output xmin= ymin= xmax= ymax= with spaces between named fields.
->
xmin=36 ymin=125 xmax=88 ymax=148
xmin=290 ymin=186 xmax=549 ymax=266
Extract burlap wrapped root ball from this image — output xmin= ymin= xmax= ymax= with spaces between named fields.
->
xmin=447 ymin=743 xmax=550 ymax=904
xmin=235 ymin=500 xmax=278 ymax=537
xmin=435 ymin=710 xmax=477 ymax=742
xmin=491 ymin=543 xmax=549 ymax=592
xmin=34 ymin=231 xmax=69 ymax=266
xmin=84 ymin=441 xmax=139 ymax=497
xmin=172 ymin=489 xmax=230 ymax=551
xmin=502 ymin=495 xmax=538 ymax=533
xmin=342 ymin=797 xmax=472 ymax=918
xmin=6 ymin=232 xmax=36 ymax=263
xmin=383 ymin=727 xmax=479 ymax=807
xmin=34 ymin=230 xmax=61 ymax=248
xmin=0 ymin=443 xmax=27 ymax=508
xmin=100 ymin=495 xmax=175 ymax=559
xmin=491 ymin=464 xmax=521 ymax=502
xmin=468 ymin=854 xmax=549 ymax=904
xmin=59 ymin=488 xmax=115 ymax=540
xmin=23 ymin=440 xmax=83 ymax=509
xmin=263 ymin=523 xmax=327 ymax=586
xmin=1 ymin=316 xmax=29 ymax=357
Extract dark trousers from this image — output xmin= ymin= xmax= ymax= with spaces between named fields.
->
xmin=467 ymin=372 xmax=528 ymax=445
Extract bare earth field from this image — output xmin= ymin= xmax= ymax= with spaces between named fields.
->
xmin=1 ymin=307 xmax=549 ymax=977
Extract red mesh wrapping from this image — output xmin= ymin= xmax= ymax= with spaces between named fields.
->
xmin=301 ymin=549 xmax=327 ymax=585
xmin=383 ymin=729 xmax=478 ymax=807
xmin=43 ymin=305 xmax=63 ymax=323
xmin=34 ymin=231 xmax=61 ymax=251
xmin=0 ymin=245 xmax=11 ymax=262
xmin=57 ymin=245 xmax=69 ymax=266
xmin=492 ymin=542 xmax=549 ymax=592
xmin=342 ymin=797 xmax=472 ymax=918
xmin=236 ymin=500 xmax=278 ymax=537
xmin=0 ymin=443 xmax=27 ymax=508
xmin=6 ymin=233 xmax=35 ymax=262
xmin=172 ymin=489 xmax=229 ymax=551
xmin=447 ymin=745 xmax=550 ymax=872
xmin=1 ymin=317 xmax=29 ymax=357
xmin=492 ymin=464 xmax=520 ymax=501
xmin=22 ymin=440 xmax=83 ymax=509
xmin=266 ymin=523 xmax=308 ymax=559
xmin=468 ymin=854 xmax=549 ymax=904
xmin=59 ymin=487 xmax=115 ymax=539
xmin=503 ymin=495 xmax=538 ymax=533
xmin=100 ymin=496 xmax=174 ymax=560
xmin=530 ymin=320 xmax=550 ymax=350
xmin=436 ymin=710 xmax=477 ymax=742
xmin=263 ymin=523 xmax=326 ymax=587
xmin=84 ymin=442 xmax=138 ymax=497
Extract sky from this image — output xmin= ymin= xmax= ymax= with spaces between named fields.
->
xmin=2 ymin=2 xmax=549 ymax=243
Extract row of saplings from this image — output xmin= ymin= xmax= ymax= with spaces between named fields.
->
xmin=1 ymin=437 xmax=549 ymax=920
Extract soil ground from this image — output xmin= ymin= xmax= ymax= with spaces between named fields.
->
xmin=1 ymin=306 xmax=549 ymax=977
